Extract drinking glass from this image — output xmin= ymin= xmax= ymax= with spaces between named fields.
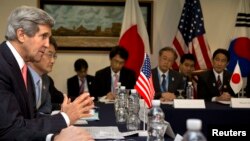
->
xmin=176 ymin=89 xmax=184 ymax=99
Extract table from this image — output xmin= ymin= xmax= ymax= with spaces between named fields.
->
xmin=83 ymin=102 xmax=250 ymax=140
xmin=161 ymin=102 xmax=250 ymax=139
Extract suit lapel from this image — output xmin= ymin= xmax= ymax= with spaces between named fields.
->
xmin=208 ymin=70 xmax=220 ymax=95
xmin=152 ymin=68 xmax=161 ymax=92
xmin=74 ymin=75 xmax=80 ymax=94
xmin=168 ymin=70 xmax=174 ymax=91
xmin=0 ymin=43 xmax=34 ymax=118
xmin=106 ymin=68 xmax=112 ymax=91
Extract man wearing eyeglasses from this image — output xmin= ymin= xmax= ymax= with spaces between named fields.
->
xmin=28 ymin=37 xmax=60 ymax=115
xmin=93 ymin=46 xmax=136 ymax=101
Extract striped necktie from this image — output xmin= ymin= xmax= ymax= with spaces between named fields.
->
xmin=216 ymin=75 xmax=222 ymax=91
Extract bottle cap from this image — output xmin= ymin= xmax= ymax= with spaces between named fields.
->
xmin=186 ymin=119 xmax=202 ymax=130
xmin=188 ymin=81 xmax=192 ymax=85
xmin=120 ymin=86 xmax=126 ymax=90
xmin=152 ymin=100 xmax=161 ymax=106
xmin=131 ymin=89 xmax=137 ymax=94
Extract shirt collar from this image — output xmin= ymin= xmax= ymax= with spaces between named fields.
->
xmin=111 ymin=68 xmax=120 ymax=77
xmin=6 ymin=41 xmax=25 ymax=70
xmin=28 ymin=66 xmax=41 ymax=84
xmin=213 ymin=69 xmax=223 ymax=79
xmin=157 ymin=67 xmax=169 ymax=77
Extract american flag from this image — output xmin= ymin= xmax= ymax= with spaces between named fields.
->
xmin=135 ymin=53 xmax=155 ymax=108
xmin=172 ymin=0 xmax=212 ymax=70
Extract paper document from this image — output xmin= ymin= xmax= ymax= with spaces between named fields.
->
xmin=120 ymin=130 xmax=140 ymax=137
xmin=83 ymin=126 xmax=124 ymax=139
xmin=74 ymin=119 xmax=88 ymax=125
xmin=80 ymin=111 xmax=99 ymax=121
xmin=99 ymin=96 xmax=115 ymax=104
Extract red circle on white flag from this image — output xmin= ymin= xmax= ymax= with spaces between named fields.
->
xmin=232 ymin=73 xmax=241 ymax=84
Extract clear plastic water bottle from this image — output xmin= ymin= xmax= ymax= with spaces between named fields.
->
xmin=126 ymin=113 xmax=140 ymax=131
xmin=182 ymin=119 xmax=207 ymax=141
xmin=126 ymin=89 xmax=140 ymax=130
xmin=147 ymin=100 xmax=166 ymax=141
xmin=114 ymin=82 xmax=121 ymax=113
xmin=128 ymin=89 xmax=140 ymax=113
xmin=186 ymin=81 xmax=194 ymax=99
xmin=116 ymin=86 xmax=127 ymax=123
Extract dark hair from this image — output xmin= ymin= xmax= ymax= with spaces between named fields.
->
xmin=159 ymin=47 xmax=178 ymax=60
xmin=180 ymin=53 xmax=196 ymax=64
xmin=212 ymin=48 xmax=230 ymax=62
xmin=109 ymin=46 xmax=129 ymax=60
xmin=49 ymin=36 xmax=58 ymax=50
xmin=74 ymin=58 xmax=88 ymax=72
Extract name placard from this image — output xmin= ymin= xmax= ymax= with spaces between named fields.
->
xmin=173 ymin=99 xmax=206 ymax=109
xmin=231 ymin=98 xmax=250 ymax=108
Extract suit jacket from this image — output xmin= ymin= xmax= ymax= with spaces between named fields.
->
xmin=67 ymin=75 xmax=94 ymax=100
xmin=197 ymin=70 xmax=235 ymax=101
xmin=36 ymin=74 xmax=52 ymax=115
xmin=0 ymin=42 xmax=66 ymax=140
xmin=93 ymin=66 xmax=136 ymax=100
xmin=48 ymin=76 xmax=64 ymax=105
xmin=152 ymin=68 xmax=184 ymax=99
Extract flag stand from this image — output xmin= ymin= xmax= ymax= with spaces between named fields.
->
xmin=138 ymin=100 xmax=148 ymax=137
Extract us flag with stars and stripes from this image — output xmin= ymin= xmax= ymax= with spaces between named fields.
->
xmin=172 ymin=0 xmax=212 ymax=70
xmin=135 ymin=53 xmax=155 ymax=108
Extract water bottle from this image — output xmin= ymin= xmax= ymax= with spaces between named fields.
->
xmin=182 ymin=119 xmax=207 ymax=141
xmin=116 ymin=86 xmax=128 ymax=123
xmin=114 ymin=82 xmax=121 ymax=113
xmin=126 ymin=113 xmax=140 ymax=131
xmin=186 ymin=81 xmax=194 ymax=99
xmin=126 ymin=89 xmax=140 ymax=130
xmin=147 ymin=100 xmax=166 ymax=141
xmin=128 ymin=89 xmax=140 ymax=113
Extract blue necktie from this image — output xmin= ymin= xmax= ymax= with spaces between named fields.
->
xmin=162 ymin=74 xmax=167 ymax=92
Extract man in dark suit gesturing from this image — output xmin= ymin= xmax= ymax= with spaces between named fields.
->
xmin=197 ymin=49 xmax=235 ymax=102
xmin=152 ymin=47 xmax=184 ymax=101
xmin=0 ymin=6 xmax=94 ymax=140
xmin=67 ymin=58 xmax=94 ymax=101
xmin=93 ymin=46 xmax=136 ymax=100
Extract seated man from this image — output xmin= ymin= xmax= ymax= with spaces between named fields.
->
xmin=67 ymin=58 xmax=94 ymax=101
xmin=179 ymin=53 xmax=197 ymax=98
xmin=179 ymin=53 xmax=196 ymax=82
xmin=197 ymin=48 xmax=235 ymax=102
xmin=152 ymin=47 xmax=184 ymax=102
xmin=28 ymin=37 xmax=64 ymax=114
xmin=93 ymin=46 xmax=136 ymax=100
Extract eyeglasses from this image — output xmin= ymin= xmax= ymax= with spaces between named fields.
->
xmin=44 ymin=53 xmax=57 ymax=59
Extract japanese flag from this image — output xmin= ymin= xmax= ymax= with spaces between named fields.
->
xmin=230 ymin=61 xmax=243 ymax=94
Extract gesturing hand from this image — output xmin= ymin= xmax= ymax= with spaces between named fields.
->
xmin=61 ymin=93 xmax=95 ymax=125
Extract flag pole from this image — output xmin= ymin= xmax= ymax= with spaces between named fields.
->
xmin=138 ymin=99 xmax=148 ymax=137
xmin=143 ymin=100 xmax=146 ymax=131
